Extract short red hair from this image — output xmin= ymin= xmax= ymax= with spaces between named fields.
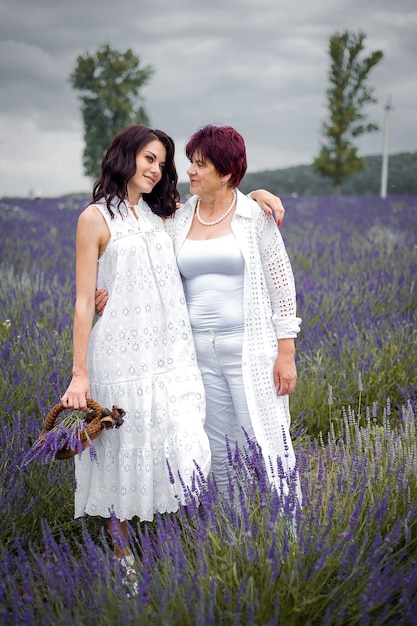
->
xmin=185 ymin=124 xmax=247 ymax=188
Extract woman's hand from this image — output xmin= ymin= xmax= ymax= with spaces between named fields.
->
xmin=95 ymin=289 xmax=108 ymax=316
xmin=249 ymin=189 xmax=285 ymax=226
xmin=273 ymin=339 xmax=297 ymax=396
xmin=61 ymin=373 xmax=90 ymax=411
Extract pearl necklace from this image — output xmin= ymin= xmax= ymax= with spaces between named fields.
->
xmin=195 ymin=189 xmax=237 ymax=226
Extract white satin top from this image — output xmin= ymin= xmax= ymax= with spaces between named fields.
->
xmin=176 ymin=233 xmax=245 ymax=333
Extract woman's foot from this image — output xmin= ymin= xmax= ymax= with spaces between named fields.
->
xmin=119 ymin=553 xmax=139 ymax=597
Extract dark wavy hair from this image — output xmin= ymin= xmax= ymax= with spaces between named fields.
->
xmin=92 ymin=124 xmax=179 ymax=218
xmin=185 ymin=124 xmax=247 ymax=188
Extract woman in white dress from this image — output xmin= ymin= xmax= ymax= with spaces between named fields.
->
xmin=61 ymin=125 xmax=211 ymax=577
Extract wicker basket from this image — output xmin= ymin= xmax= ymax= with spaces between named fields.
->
xmin=37 ymin=398 xmax=125 ymax=460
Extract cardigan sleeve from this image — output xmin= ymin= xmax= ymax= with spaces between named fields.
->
xmin=254 ymin=206 xmax=302 ymax=339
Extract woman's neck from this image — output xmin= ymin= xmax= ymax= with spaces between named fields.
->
xmin=198 ymin=189 xmax=235 ymax=214
xmin=127 ymin=194 xmax=142 ymax=207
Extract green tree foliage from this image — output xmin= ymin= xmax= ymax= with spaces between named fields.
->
xmin=70 ymin=44 xmax=154 ymax=180
xmin=313 ymin=31 xmax=384 ymax=194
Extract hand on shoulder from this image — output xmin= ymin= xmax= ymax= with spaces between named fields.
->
xmin=248 ymin=189 xmax=285 ymax=226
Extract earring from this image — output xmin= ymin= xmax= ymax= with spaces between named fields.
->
xmin=221 ymin=181 xmax=226 ymax=186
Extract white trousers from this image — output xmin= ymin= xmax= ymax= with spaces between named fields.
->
xmin=192 ymin=330 xmax=257 ymax=496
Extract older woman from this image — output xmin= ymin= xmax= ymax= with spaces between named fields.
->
xmin=166 ymin=124 xmax=302 ymax=502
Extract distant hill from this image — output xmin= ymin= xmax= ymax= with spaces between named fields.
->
xmin=178 ymin=152 xmax=417 ymax=197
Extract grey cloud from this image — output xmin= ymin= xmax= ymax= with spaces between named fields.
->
xmin=0 ymin=0 xmax=416 ymax=196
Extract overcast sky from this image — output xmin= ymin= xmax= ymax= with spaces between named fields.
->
xmin=0 ymin=0 xmax=416 ymax=197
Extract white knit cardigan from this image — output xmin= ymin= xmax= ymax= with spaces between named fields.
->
xmin=165 ymin=190 xmax=302 ymax=495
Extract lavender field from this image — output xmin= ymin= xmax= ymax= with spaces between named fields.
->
xmin=0 ymin=194 xmax=416 ymax=624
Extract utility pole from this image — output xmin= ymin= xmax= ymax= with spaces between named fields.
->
xmin=380 ymin=96 xmax=393 ymax=199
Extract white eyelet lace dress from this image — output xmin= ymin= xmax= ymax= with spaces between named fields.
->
xmin=74 ymin=198 xmax=211 ymax=522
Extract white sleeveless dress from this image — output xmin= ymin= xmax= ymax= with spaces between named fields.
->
xmin=74 ymin=198 xmax=211 ymax=522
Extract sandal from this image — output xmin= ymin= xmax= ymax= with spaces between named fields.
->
xmin=119 ymin=553 xmax=139 ymax=597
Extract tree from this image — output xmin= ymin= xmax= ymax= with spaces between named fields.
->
xmin=313 ymin=31 xmax=383 ymax=194
xmin=70 ymin=44 xmax=154 ymax=180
